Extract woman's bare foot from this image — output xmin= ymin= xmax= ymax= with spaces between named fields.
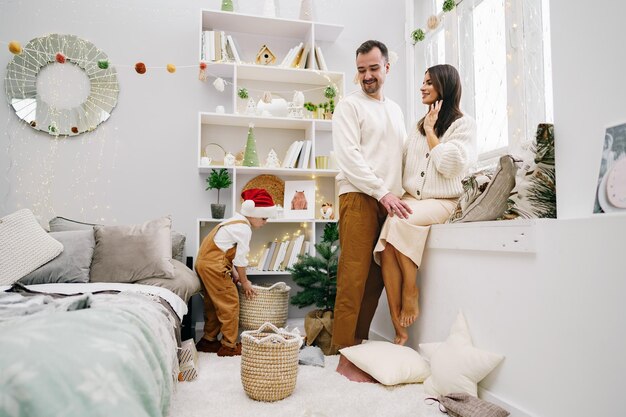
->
xmin=394 ymin=327 xmax=408 ymax=345
xmin=400 ymin=293 xmax=419 ymax=327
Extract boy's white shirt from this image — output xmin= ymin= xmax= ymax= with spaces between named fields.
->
xmin=213 ymin=213 xmax=252 ymax=267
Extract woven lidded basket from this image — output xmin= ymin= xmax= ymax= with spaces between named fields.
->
xmin=240 ymin=322 xmax=303 ymax=402
xmin=239 ymin=282 xmax=291 ymax=330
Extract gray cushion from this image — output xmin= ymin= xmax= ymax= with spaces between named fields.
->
xmin=49 ymin=216 xmax=186 ymax=262
xmin=447 ymin=155 xmax=517 ymax=223
xmin=20 ymin=230 xmax=95 ymax=284
xmin=90 ymin=216 xmax=175 ymax=283
xmin=135 ymin=259 xmax=201 ymax=303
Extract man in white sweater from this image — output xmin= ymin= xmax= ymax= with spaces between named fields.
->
xmin=331 ymin=40 xmax=412 ymax=351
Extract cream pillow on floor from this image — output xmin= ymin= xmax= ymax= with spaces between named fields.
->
xmin=421 ymin=312 xmax=504 ymax=397
xmin=339 ymin=340 xmax=430 ymax=386
xmin=0 ymin=209 xmax=63 ymax=285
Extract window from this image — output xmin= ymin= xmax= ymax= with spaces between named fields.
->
xmin=416 ymin=0 xmax=553 ymax=164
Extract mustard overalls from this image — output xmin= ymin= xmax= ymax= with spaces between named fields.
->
xmin=195 ymin=220 xmax=247 ymax=348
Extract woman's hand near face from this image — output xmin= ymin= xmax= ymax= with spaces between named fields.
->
xmin=424 ymin=100 xmax=442 ymax=134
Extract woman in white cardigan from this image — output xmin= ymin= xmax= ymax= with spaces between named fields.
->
xmin=373 ymin=64 xmax=477 ymax=345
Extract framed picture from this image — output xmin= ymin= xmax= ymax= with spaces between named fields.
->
xmin=283 ymin=180 xmax=315 ymax=219
xmin=594 ymin=122 xmax=626 ymax=214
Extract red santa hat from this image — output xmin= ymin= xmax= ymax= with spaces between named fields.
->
xmin=241 ymin=188 xmax=276 ymax=218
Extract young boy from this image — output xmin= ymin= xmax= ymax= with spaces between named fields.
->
xmin=195 ymin=188 xmax=276 ymax=356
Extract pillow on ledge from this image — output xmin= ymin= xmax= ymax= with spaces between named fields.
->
xmin=339 ymin=341 xmax=430 ymax=386
xmin=90 ymin=216 xmax=174 ymax=283
xmin=447 ymin=155 xmax=517 ymax=223
xmin=0 ymin=209 xmax=63 ymax=285
xmin=20 ymin=230 xmax=95 ymax=284
xmin=49 ymin=216 xmax=186 ymax=262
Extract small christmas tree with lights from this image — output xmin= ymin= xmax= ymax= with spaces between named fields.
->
xmin=243 ymin=123 xmax=260 ymax=167
xmin=289 ymin=222 xmax=339 ymax=311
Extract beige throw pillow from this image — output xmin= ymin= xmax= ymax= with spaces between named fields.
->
xmin=448 ymin=155 xmax=517 ymax=223
xmin=90 ymin=216 xmax=174 ymax=283
xmin=0 ymin=209 xmax=63 ymax=285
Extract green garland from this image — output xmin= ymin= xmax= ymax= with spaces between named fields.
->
xmin=237 ymin=88 xmax=249 ymax=100
xmin=411 ymin=29 xmax=425 ymax=44
xmin=411 ymin=0 xmax=457 ymax=45
xmin=442 ymin=0 xmax=456 ymax=12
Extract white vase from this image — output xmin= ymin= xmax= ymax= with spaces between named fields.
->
xmin=299 ymin=0 xmax=313 ymax=21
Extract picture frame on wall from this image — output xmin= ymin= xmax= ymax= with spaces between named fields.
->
xmin=283 ymin=180 xmax=315 ymax=219
xmin=594 ymin=122 xmax=626 ymax=214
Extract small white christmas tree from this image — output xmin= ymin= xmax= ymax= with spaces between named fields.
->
xmin=264 ymin=148 xmax=281 ymax=168
xmin=245 ymin=98 xmax=257 ymax=115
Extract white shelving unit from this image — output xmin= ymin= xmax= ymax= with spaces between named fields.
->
xmin=196 ymin=10 xmax=344 ymax=288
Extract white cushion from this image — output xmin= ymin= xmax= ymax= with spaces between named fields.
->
xmin=0 ymin=209 xmax=63 ymax=285
xmin=339 ymin=340 xmax=430 ymax=386
xmin=421 ymin=312 xmax=504 ymax=397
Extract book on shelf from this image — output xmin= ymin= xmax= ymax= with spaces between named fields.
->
xmin=280 ymin=42 xmax=302 ymax=68
xmin=314 ymin=46 xmax=328 ymax=71
xmin=226 ymin=35 xmax=241 ymax=63
xmin=267 ymin=241 xmax=282 ymax=271
xmin=262 ymin=241 xmax=278 ymax=271
xmin=272 ymin=241 xmax=289 ymax=271
xmin=296 ymin=43 xmax=311 ymax=69
xmin=283 ymin=140 xmax=304 ymax=168
xmin=290 ymin=44 xmax=305 ymax=68
xmin=287 ymin=235 xmax=306 ymax=268
xmin=296 ymin=140 xmax=312 ymax=169
xmin=201 ymin=30 xmax=241 ymax=63
xmin=280 ymin=239 xmax=298 ymax=270
xmin=256 ymin=243 xmax=271 ymax=270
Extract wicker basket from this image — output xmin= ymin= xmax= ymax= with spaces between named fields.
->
xmin=240 ymin=322 xmax=303 ymax=402
xmin=239 ymin=282 xmax=291 ymax=330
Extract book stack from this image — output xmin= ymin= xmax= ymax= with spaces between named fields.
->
xmin=201 ymin=30 xmax=241 ymax=63
xmin=281 ymin=140 xmax=312 ymax=169
xmin=255 ymin=235 xmax=312 ymax=271
xmin=280 ymin=43 xmax=327 ymax=70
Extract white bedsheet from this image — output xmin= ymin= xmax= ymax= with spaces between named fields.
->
xmin=0 ymin=282 xmax=188 ymax=320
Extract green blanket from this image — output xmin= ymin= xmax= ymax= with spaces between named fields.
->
xmin=0 ymin=291 xmax=179 ymax=417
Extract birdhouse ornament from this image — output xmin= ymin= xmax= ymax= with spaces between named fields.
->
xmin=255 ymin=45 xmax=277 ymax=65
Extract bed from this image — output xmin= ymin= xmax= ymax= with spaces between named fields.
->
xmin=0 ymin=210 xmax=202 ymax=417
xmin=0 ymin=282 xmax=185 ymax=417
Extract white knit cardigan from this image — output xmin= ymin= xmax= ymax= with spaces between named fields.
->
xmin=402 ymin=116 xmax=477 ymax=200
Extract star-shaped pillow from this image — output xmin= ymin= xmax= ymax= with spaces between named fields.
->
xmin=420 ymin=312 xmax=504 ymax=397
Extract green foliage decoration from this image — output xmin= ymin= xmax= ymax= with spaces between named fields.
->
xmin=289 ymin=223 xmax=339 ymax=311
xmin=411 ymin=28 xmax=425 ymax=44
xmin=221 ymin=0 xmax=234 ymax=12
xmin=237 ymin=88 xmax=249 ymax=100
xmin=442 ymin=0 xmax=456 ymax=12
xmin=205 ymin=168 xmax=232 ymax=205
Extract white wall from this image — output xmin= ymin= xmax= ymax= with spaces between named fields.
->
xmin=0 ymin=0 xmax=407 ymax=252
xmin=369 ymin=1 xmax=626 ymax=416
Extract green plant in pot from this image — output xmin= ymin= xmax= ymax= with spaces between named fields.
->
xmin=288 ymin=222 xmax=339 ymax=355
xmin=206 ymin=168 xmax=232 ymax=219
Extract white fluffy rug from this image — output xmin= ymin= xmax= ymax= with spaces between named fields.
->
xmin=169 ymin=353 xmax=442 ymax=417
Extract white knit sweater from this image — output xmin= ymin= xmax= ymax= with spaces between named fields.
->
xmin=332 ymin=90 xmax=407 ymax=200
xmin=403 ymin=116 xmax=477 ymax=200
